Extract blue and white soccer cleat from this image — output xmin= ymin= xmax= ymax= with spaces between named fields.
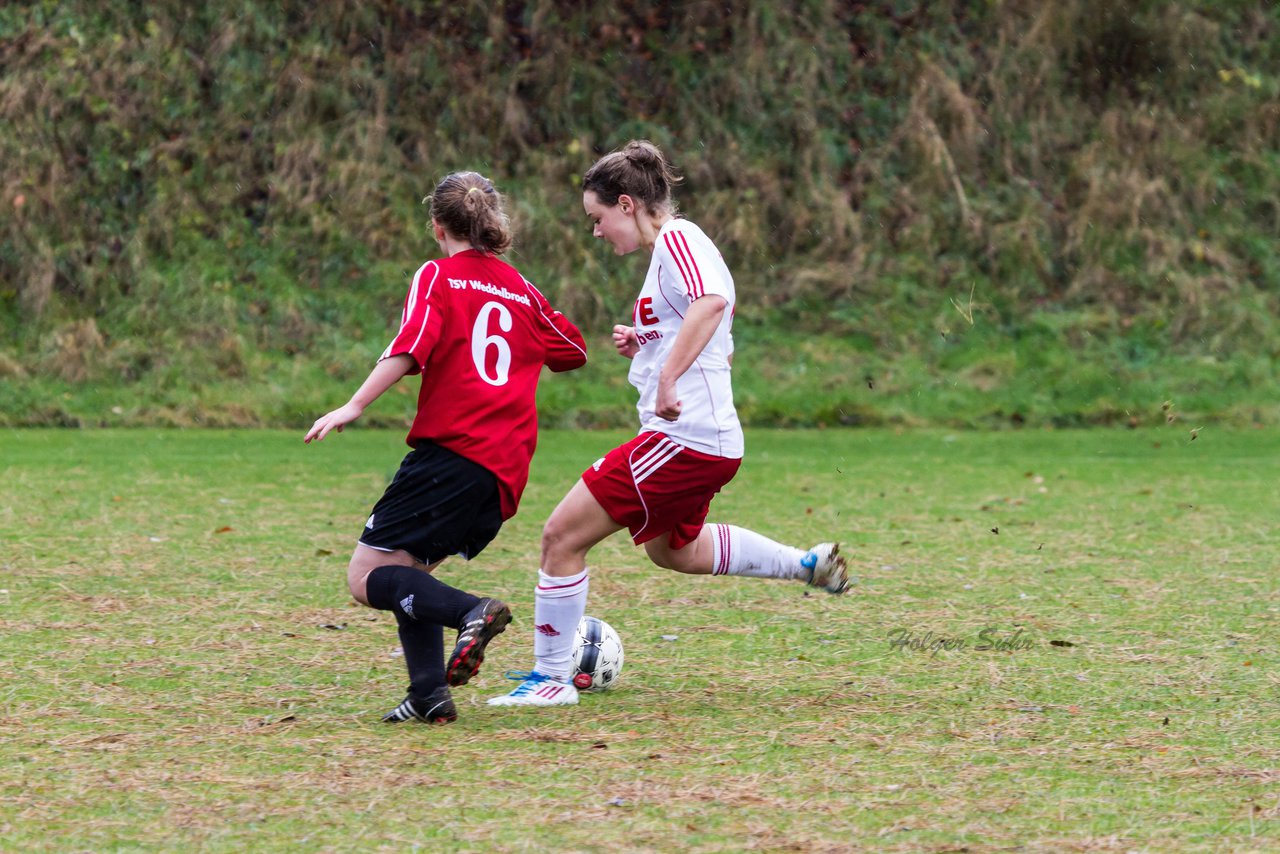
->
xmin=486 ymin=671 xmax=579 ymax=707
xmin=801 ymin=542 xmax=850 ymax=594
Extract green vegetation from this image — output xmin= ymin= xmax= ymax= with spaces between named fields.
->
xmin=2 ymin=1 xmax=1278 ymax=428
xmin=3 ymin=427 xmax=1277 ymax=849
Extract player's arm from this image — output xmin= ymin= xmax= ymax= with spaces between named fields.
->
xmin=528 ymin=281 xmax=589 ymax=371
xmin=544 ymin=311 xmax=588 ymax=372
xmin=304 ymin=354 xmax=416 ymax=443
xmin=654 ymin=294 xmax=727 ymax=421
xmin=306 ymin=265 xmax=443 ymax=443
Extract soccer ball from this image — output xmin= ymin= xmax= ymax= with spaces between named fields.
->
xmin=571 ymin=615 xmax=624 ymax=692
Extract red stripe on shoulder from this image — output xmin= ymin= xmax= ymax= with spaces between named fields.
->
xmin=663 ymin=232 xmax=698 ymax=298
xmin=673 ymin=231 xmax=704 ymax=298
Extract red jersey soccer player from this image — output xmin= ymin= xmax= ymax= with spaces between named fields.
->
xmin=306 ymin=172 xmax=586 ymax=724
xmin=490 ymin=142 xmax=847 ymax=708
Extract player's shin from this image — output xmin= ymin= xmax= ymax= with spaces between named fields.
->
xmin=531 ymin=568 xmax=589 ymax=681
xmin=396 ymin=619 xmax=447 ymax=700
xmin=365 ymin=564 xmax=481 ymax=626
xmin=708 ymin=524 xmax=808 ymax=579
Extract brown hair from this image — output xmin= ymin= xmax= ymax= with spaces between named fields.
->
xmin=582 ymin=140 xmax=682 ymax=216
xmin=428 ymin=172 xmax=513 ymax=255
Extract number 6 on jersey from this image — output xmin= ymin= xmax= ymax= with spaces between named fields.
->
xmin=471 ymin=300 xmax=512 ymax=386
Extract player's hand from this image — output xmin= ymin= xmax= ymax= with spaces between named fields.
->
xmin=655 ymin=379 xmax=681 ymax=422
xmin=612 ymin=325 xmax=639 ymax=359
xmin=304 ymin=402 xmax=364 ymax=443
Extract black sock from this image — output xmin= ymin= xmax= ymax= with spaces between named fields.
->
xmin=365 ymin=564 xmax=482 ymax=629
xmin=395 ymin=615 xmax=446 ymax=701
xmin=365 ymin=565 xmax=479 ymax=703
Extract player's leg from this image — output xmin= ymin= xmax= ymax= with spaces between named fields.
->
xmin=643 ymin=526 xmax=714 ymax=574
xmin=348 ymin=547 xmax=457 ymax=722
xmin=536 ymin=479 xmax=621 ymax=676
xmin=489 ymin=479 xmax=622 ymax=707
xmin=649 ymin=525 xmax=848 ymax=593
xmin=541 ymin=478 xmax=625 ymax=575
xmin=353 ymin=443 xmax=512 ymax=720
xmin=358 ymin=549 xmax=512 ymax=719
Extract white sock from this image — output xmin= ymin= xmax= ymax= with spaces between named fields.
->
xmin=708 ymin=524 xmax=808 ymax=580
xmin=532 ymin=568 xmax=588 ymax=681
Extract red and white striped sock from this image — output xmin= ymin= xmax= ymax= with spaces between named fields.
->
xmin=708 ymin=524 xmax=808 ymax=580
xmin=532 ymin=568 xmax=588 ymax=681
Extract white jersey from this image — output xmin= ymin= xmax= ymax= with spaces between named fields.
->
xmin=628 ymin=219 xmax=744 ymax=459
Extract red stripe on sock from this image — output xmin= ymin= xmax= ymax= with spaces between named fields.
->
xmin=537 ymin=574 xmax=588 ymax=593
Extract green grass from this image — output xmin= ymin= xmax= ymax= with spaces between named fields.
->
xmin=2 ymin=427 xmax=1278 ymax=851
xmin=5 ymin=313 xmax=1277 ymax=431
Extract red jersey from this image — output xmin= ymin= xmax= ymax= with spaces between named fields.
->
xmin=381 ymin=249 xmax=587 ymax=519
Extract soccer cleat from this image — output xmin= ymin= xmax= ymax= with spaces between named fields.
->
xmin=446 ymin=597 xmax=513 ymax=687
xmin=382 ymin=685 xmax=458 ymax=724
xmin=801 ymin=542 xmax=849 ymax=594
xmin=486 ymin=671 xmax=579 ymax=707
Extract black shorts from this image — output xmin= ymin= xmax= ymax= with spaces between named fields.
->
xmin=358 ymin=441 xmax=504 ymax=565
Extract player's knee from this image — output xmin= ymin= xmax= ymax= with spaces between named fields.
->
xmin=346 ymin=561 xmax=372 ymax=605
xmin=540 ymin=518 xmax=569 ymax=564
xmin=653 ymin=552 xmax=680 ymax=570
xmin=644 ymin=543 xmax=679 ymax=570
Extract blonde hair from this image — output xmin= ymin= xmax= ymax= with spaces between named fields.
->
xmin=428 ymin=172 xmax=513 ymax=255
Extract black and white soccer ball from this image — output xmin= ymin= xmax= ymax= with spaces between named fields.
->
xmin=571 ymin=615 xmax=624 ymax=692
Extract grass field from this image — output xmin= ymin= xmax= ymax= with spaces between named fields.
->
xmin=2 ymin=427 xmax=1277 ymax=852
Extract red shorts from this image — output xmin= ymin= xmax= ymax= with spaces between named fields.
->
xmin=582 ymin=432 xmax=742 ymax=549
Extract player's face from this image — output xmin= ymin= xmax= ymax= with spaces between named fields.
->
xmin=584 ymin=190 xmax=641 ymax=256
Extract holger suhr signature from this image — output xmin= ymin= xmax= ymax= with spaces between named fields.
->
xmin=887 ymin=627 xmax=1035 ymax=657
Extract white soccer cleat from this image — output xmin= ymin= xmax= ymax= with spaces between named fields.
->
xmin=802 ymin=542 xmax=849 ymax=594
xmin=486 ymin=671 xmax=580 ymax=707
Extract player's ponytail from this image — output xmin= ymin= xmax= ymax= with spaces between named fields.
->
xmin=583 ymin=139 xmax=682 ymax=216
xmin=428 ymin=172 xmax=513 ymax=255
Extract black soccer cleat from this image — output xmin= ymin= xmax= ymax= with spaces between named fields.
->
xmin=382 ymin=686 xmax=457 ymax=724
xmin=446 ymin=598 xmax=513 ymax=687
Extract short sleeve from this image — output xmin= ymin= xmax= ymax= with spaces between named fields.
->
xmin=524 ymin=279 xmax=588 ymax=373
xmin=380 ymin=261 xmax=445 ymax=375
xmin=658 ymin=227 xmax=731 ymax=302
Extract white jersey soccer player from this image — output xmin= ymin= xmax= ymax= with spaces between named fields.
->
xmin=489 ymin=140 xmax=848 ymax=709
xmin=628 ymin=218 xmax=743 ymax=459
